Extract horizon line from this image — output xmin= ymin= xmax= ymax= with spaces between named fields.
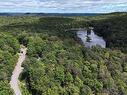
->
xmin=0 ymin=12 xmax=126 ymax=14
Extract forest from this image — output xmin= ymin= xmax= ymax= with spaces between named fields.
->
xmin=0 ymin=12 xmax=127 ymax=95
xmin=90 ymin=13 xmax=127 ymax=53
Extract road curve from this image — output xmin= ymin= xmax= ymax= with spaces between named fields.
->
xmin=10 ymin=47 xmax=27 ymax=95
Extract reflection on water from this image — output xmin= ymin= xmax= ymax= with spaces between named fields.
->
xmin=77 ymin=29 xmax=106 ymax=48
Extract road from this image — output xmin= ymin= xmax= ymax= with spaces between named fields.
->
xmin=10 ymin=47 xmax=27 ymax=95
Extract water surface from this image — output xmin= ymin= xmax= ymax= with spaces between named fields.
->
xmin=77 ymin=30 xmax=106 ymax=48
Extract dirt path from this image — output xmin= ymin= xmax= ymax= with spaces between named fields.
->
xmin=10 ymin=47 xmax=27 ymax=95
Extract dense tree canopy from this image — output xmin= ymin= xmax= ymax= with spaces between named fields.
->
xmin=0 ymin=34 xmax=20 ymax=95
xmin=22 ymin=34 xmax=127 ymax=95
xmin=0 ymin=12 xmax=127 ymax=95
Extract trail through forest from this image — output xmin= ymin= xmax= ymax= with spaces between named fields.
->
xmin=10 ymin=46 xmax=27 ymax=95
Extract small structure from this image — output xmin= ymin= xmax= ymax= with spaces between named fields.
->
xmin=65 ymin=28 xmax=86 ymax=32
xmin=89 ymin=27 xmax=94 ymax=30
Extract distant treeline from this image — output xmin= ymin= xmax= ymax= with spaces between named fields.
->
xmin=0 ymin=13 xmax=102 ymax=16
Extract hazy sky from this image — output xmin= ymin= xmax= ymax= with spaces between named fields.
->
xmin=0 ymin=0 xmax=127 ymax=13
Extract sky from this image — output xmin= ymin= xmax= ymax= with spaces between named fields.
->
xmin=0 ymin=0 xmax=127 ymax=13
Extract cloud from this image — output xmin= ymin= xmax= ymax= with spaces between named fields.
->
xmin=0 ymin=0 xmax=126 ymax=13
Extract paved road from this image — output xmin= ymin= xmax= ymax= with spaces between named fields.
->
xmin=10 ymin=47 xmax=27 ymax=95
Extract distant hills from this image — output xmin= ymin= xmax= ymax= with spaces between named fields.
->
xmin=0 ymin=13 xmax=102 ymax=16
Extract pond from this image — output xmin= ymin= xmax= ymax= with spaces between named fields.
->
xmin=77 ymin=29 xmax=106 ymax=48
